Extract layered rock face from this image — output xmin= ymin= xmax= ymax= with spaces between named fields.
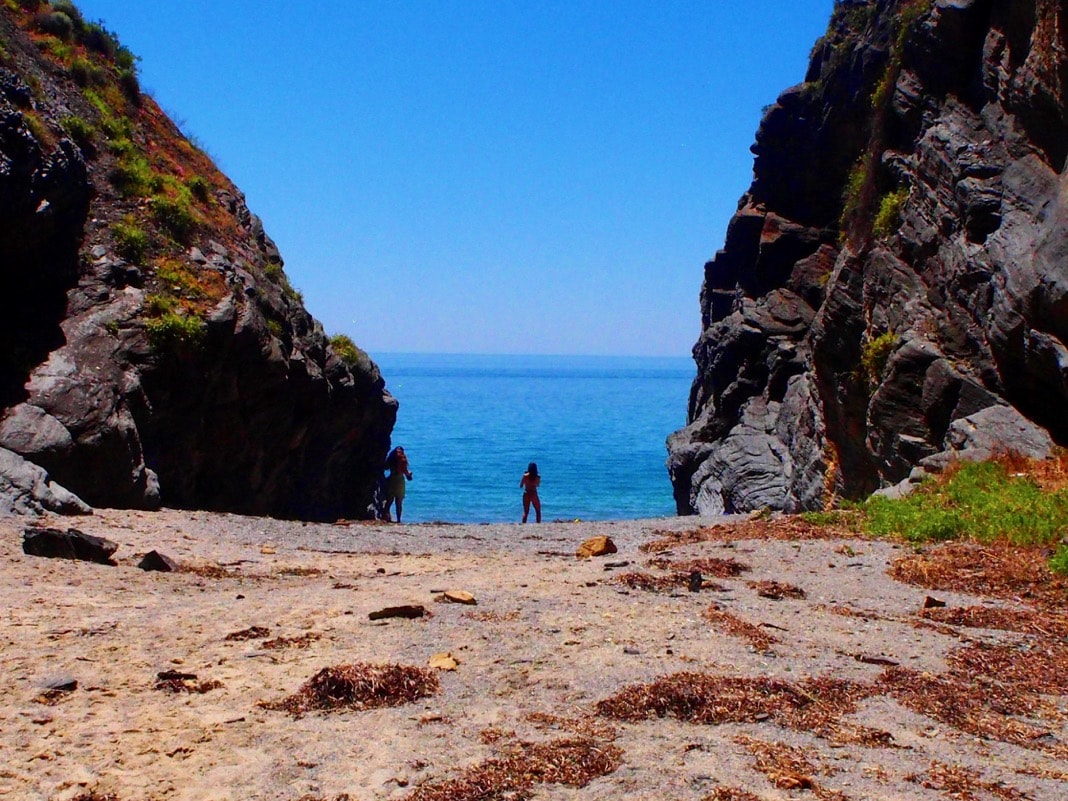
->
xmin=0 ymin=6 xmax=395 ymax=520
xmin=669 ymin=0 xmax=1066 ymax=515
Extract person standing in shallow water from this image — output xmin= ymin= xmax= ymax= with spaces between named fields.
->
xmin=384 ymin=446 xmax=413 ymax=523
xmin=520 ymin=462 xmax=541 ymax=523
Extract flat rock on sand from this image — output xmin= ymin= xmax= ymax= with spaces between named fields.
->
xmin=1 ymin=508 xmax=1066 ymax=800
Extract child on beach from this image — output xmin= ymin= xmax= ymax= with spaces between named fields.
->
xmin=384 ymin=446 xmax=412 ymax=523
xmin=520 ymin=462 xmax=541 ymax=523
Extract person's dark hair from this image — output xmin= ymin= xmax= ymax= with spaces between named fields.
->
xmin=527 ymin=462 xmax=538 ymax=477
xmin=387 ymin=447 xmax=403 ymax=468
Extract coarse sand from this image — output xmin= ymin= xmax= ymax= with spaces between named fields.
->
xmin=2 ymin=508 xmax=1067 ymax=800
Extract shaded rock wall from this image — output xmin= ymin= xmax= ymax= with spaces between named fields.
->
xmin=670 ymin=0 xmax=1067 ymax=514
xmin=0 ymin=7 xmax=395 ymax=520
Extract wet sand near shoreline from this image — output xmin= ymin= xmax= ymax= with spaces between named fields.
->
xmin=2 ymin=508 xmax=1067 ymax=800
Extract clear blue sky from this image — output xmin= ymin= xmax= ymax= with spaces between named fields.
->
xmin=74 ymin=1 xmax=833 ymax=357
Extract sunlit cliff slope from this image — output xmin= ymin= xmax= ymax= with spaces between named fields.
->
xmin=0 ymin=1 xmax=396 ymax=519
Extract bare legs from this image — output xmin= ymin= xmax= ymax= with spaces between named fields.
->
xmin=384 ymin=494 xmax=403 ymax=523
xmin=522 ymin=494 xmax=541 ymax=523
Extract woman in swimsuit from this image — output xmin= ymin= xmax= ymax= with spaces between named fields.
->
xmin=520 ymin=462 xmax=541 ymax=523
xmin=384 ymin=446 xmax=412 ymax=523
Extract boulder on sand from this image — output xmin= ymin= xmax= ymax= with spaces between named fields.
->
xmin=576 ymin=536 xmax=617 ymax=558
xmin=22 ymin=526 xmax=117 ymax=565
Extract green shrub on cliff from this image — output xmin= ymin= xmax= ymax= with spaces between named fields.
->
xmin=60 ymin=114 xmax=95 ymax=150
xmin=113 ymin=218 xmax=148 ymax=263
xmin=150 ymin=195 xmax=197 ymax=243
xmin=34 ymin=10 xmax=74 ymax=40
xmin=873 ymin=187 xmax=909 ymax=237
xmin=69 ymin=56 xmax=106 ymax=87
xmin=146 ymin=312 xmax=206 ymax=352
xmin=108 ymin=152 xmax=155 ymax=196
xmin=330 ymin=334 xmax=368 ymax=370
xmin=49 ymin=0 xmax=83 ymax=28
xmin=860 ymin=331 xmax=897 ymax=388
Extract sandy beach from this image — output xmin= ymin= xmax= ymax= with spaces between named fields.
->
xmin=3 ymin=508 xmax=1067 ymax=801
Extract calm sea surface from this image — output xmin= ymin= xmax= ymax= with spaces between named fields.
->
xmin=372 ymin=353 xmax=695 ymax=524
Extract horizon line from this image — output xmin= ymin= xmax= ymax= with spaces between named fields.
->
xmin=367 ymin=350 xmax=695 ymax=360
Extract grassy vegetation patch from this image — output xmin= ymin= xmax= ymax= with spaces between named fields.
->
xmin=20 ymin=108 xmax=53 ymax=147
xmin=69 ymin=55 xmax=106 ymax=87
xmin=865 ymin=460 xmax=1068 ymax=547
xmin=154 ymin=259 xmax=208 ymax=299
xmin=145 ymin=312 xmax=205 ymax=352
xmin=150 ymin=194 xmax=197 ymax=243
xmin=60 ymin=114 xmax=95 ymax=151
xmin=107 ymin=152 xmax=154 ymax=196
xmin=143 ymin=293 xmax=177 ymax=316
xmin=112 ymin=217 xmax=148 ymax=263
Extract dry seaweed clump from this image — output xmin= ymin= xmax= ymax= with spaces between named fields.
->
xmin=155 ymin=677 xmax=222 ymax=694
xmin=179 ymin=563 xmax=238 ymax=579
xmin=615 ymin=571 xmax=703 ymax=592
xmin=646 ymin=555 xmax=751 ymax=576
xmin=703 ymin=789 xmax=763 ymax=801
xmin=525 ymin=712 xmax=618 ymax=740
xmin=921 ymin=605 xmax=1068 ymax=638
xmin=877 ymin=666 xmax=1065 ymax=754
xmin=907 ymin=761 xmax=1032 ymax=801
xmin=595 ymin=673 xmax=874 ymax=734
xmin=748 ymin=580 xmax=806 ymax=600
xmin=261 ymin=632 xmax=321 ymax=650
xmin=225 ymin=625 xmax=270 ymax=641
xmin=703 ymin=604 xmax=780 ymax=651
xmin=947 ymin=641 xmax=1068 ymax=697
xmin=401 ymin=737 xmax=622 ymax=801
xmin=890 ymin=542 xmax=1068 ymax=609
xmin=735 ymin=735 xmax=847 ymax=800
xmin=641 ymin=517 xmax=856 ymax=553
xmin=262 ymin=663 xmax=439 ymax=716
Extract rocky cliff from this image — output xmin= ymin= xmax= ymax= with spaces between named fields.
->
xmin=0 ymin=2 xmax=396 ymax=519
xmin=669 ymin=0 xmax=1066 ymax=515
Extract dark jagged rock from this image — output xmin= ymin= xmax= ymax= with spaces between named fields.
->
xmin=138 ymin=550 xmax=179 ymax=572
xmin=670 ymin=0 xmax=1065 ymax=514
xmin=0 ymin=8 xmax=395 ymax=521
xmin=23 ymin=526 xmax=117 ymax=564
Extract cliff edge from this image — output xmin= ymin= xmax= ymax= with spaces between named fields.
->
xmin=0 ymin=2 xmax=396 ymax=520
xmin=669 ymin=0 xmax=1066 ymax=514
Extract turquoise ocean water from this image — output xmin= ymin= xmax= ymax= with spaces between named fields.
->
xmin=373 ymin=353 xmax=695 ymax=524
